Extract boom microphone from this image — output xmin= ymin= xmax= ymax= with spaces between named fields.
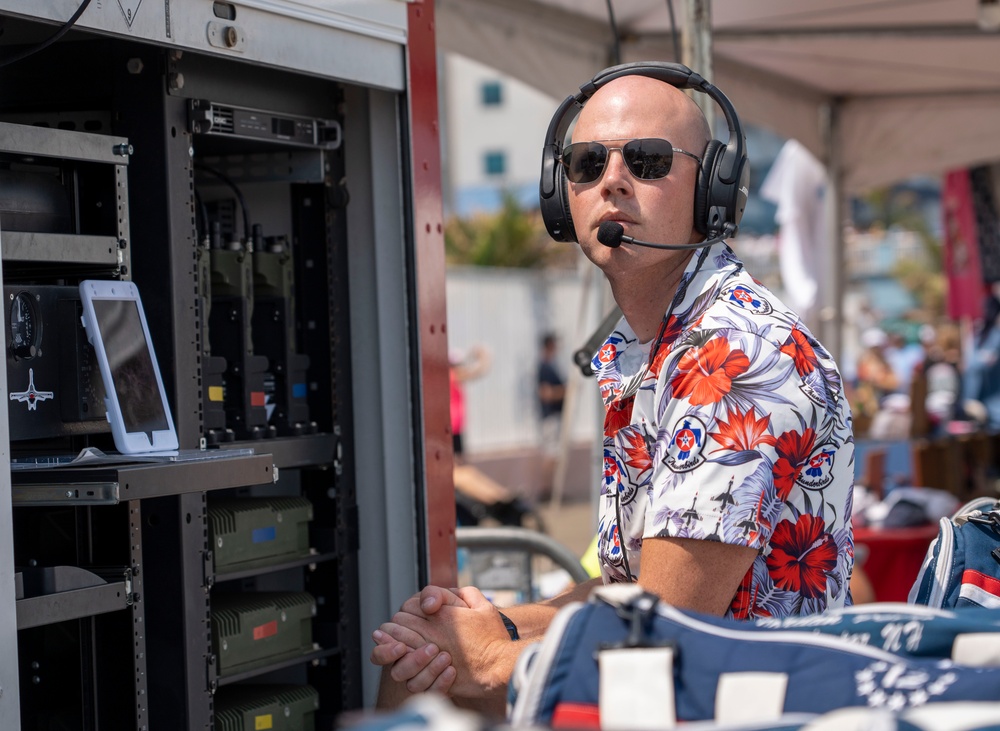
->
xmin=597 ymin=221 xmax=730 ymax=251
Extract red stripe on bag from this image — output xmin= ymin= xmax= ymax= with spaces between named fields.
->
xmin=552 ymin=702 xmax=600 ymax=729
xmin=962 ymin=569 xmax=1000 ymax=596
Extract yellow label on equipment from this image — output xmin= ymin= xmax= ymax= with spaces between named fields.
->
xmin=255 ymin=714 xmax=273 ymax=730
xmin=208 ymin=386 xmax=224 ymax=402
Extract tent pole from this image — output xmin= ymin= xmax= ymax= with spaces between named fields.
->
xmin=820 ymin=98 xmax=845 ymax=365
xmin=682 ymin=0 xmax=714 ymax=131
xmin=551 ymin=261 xmax=596 ymax=510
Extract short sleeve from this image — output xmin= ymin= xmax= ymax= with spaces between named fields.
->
xmin=635 ymin=328 xmax=850 ymax=555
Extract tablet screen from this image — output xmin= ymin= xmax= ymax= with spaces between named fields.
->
xmin=92 ymin=298 xmax=170 ymax=435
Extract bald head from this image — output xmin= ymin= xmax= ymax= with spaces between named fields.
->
xmin=573 ymin=75 xmax=712 ymax=155
xmin=562 ymin=73 xmax=720 ymax=341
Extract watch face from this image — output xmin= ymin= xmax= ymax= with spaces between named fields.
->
xmin=9 ymin=291 xmax=41 ymax=358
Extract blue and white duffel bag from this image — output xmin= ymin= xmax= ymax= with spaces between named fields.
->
xmin=909 ymin=497 xmax=1000 ymax=609
xmin=508 ymin=585 xmax=1000 ymax=730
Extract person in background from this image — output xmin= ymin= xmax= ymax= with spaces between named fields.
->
xmin=856 ymin=328 xmax=898 ymax=401
xmin=884 ymin=329 xmax=925 ymax=397
xmin=448 ymin=346 xmax=538 ymax=529
xmin=921 ymin=323 xmax=963 ymax=434
xmin=536 ymin=332 xmax=566 ymax=496
xmin=449 ymin=345 xmax=490 ymax=462
xmin=449 ymin=346 xmax=515 ymax=526
xmin=852 ymin=328 xmax=898 ymax=436
xmin=963 ymin=293 xmax=1000 ymax=430
xmin=372 ymin=66 xmax=854 ymax=713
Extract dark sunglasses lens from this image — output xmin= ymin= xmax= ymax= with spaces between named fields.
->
xmin=563 ymin=142 xmax=607 ymax=184
xmin=622 ymin=139 xmax=674 ymax=180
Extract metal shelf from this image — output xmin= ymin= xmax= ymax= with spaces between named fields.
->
xmin=15 ymin=566 xmax=132 ymax=630
xmin=0 ymin=119 xmax=131 ymax=164
xmin=216 ymin=646 xmax=339 ymax=687
xmin=211 ymin=550 xmax=338 ymax=584
xmin=219 ymin=433 xmax=336 ymax=469
xmin=11 ymin=453 xmax=275 ymax=505
xmin=16 ymin=582 xmax=130 ymax=630
xmin=1 ymin=232 xmax=121 ymax=267
xmin=10 ymin=482 xmax=120 ymax=506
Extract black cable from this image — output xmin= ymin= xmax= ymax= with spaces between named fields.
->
xmin=0 ymin=0 xmax=94 ymax=69
xmin=194 ymin=164 xmax=252 ymax=246
xmin=193 ymin=190 xmax=211 ymax=245
xmin=604 ymin=0 xmax=622 ymax=65
xmin=666 ymin=0 xmax=681 ymax=62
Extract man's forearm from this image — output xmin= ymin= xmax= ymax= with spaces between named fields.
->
xmin=458 ymin=579 xmax=602 ymax=700
xmin=502 ymin=577 xmax=602 ymax=640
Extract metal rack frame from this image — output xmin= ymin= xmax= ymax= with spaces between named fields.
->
xmin=0 ymin=1 xmax=454 ymax=724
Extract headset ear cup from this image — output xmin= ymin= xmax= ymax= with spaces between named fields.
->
xmin=540 ymin=150 xmax=577 ymax=242
xmin=539 ymin=164 xmax=576 ymax=243
xmin=693 ymin=139 xmax=723 ymax=236
xmin=729 ymin=155 xmax=750 ymax=232
xmin=560 ymin=169 xmax=577 ymax=242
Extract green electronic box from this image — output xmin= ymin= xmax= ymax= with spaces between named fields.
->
xmin=212 ymin=592 xmax=316 ymax=677
xmin=215 ymin=684 xmax=319 ymax=731
xmin=209 ymin=497 xmax=313 ymax=574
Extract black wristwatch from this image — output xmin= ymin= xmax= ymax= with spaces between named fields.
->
xmin=498 ymin=611 xmax=519 ymax=641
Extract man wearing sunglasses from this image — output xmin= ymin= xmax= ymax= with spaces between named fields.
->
xmin=371 ymin=72 xmax=854 ymax=713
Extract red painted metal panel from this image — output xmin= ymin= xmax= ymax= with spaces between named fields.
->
xmin=407 ymin=0 xmax=457 ymax=588
xmin=942 ymin=169 xmax=986 ymax=321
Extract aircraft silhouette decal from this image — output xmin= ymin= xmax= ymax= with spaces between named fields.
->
xmin=9 ymin=368 xmax=54 ymax=411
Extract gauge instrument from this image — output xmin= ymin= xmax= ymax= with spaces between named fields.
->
xmin=9 ymin=290 xmax=41 ymax=359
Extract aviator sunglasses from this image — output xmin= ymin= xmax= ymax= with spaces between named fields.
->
xmin=558 ymin=138 xmax=702 ymax=185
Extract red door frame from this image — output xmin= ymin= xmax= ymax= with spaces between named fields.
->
xmin=406 ymin=0 xmax=458 ymax=588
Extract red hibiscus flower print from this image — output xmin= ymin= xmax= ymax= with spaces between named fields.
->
xmin=766 ymin=514 xmax=838 ymax=599
xmin=671 ymin=337 xmax=750 ymax=405
xmin=729 ymin=570 xmax=756 ymax=619
xmin=772 ymin=428 xmax=816 ymax=501
xmin=650 ymin=315 xmax=684 ymax=377
xmin=780 ymin=328 xmax=818 ymax=377
xmin=710 ymin=406 xmax=777 ymax=453
xmin=604 ymin=397 xmax=634 ymax=438
xmin=622 ymin=428 xmax=652 ymax=474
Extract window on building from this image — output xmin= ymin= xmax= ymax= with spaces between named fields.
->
xmin=481 ymin=81 xmax=503 ymax=106
xmin=484 ymin=150 xmax=506 ymax=176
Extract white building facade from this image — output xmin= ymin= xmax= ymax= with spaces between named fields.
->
xmin=440 ymin=53 xmax=559 ymax=216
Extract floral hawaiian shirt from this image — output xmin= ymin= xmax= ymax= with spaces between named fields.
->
xmin=594 ymin=242 xmax=855 ymax=619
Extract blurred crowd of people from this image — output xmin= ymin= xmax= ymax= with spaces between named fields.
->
xmin=850 ymin=293 xmax=1000 ymax=440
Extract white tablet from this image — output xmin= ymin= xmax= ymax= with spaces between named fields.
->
xmin=78 ymin=280 xmax=179 ymax=454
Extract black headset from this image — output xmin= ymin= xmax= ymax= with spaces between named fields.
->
xmin=539 ymin=61 xmax=750 ymax=244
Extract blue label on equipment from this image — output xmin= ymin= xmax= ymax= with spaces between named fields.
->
xmin=293 ymin=383 xmax=307 ymax=399
xmin=252 ymin=526 xmax=277 ymax=543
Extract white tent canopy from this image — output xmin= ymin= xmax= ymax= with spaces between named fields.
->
xmin=437 ymin=0 xmax=1000 ymax=194
xmin=436 ymin=0 xmax=1000 ymax=356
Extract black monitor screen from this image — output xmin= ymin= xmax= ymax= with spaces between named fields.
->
xmin=93 ymin=299 xmax=169 ymax=434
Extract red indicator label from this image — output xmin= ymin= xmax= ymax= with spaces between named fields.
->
xmin=251 ymin=391 xmax=266 ymax=407
xmin=253 ymin=620 xmax=278 ymax=640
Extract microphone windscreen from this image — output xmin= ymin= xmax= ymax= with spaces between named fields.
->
xmin=597 ymin=221 xmax=624 ymax=248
